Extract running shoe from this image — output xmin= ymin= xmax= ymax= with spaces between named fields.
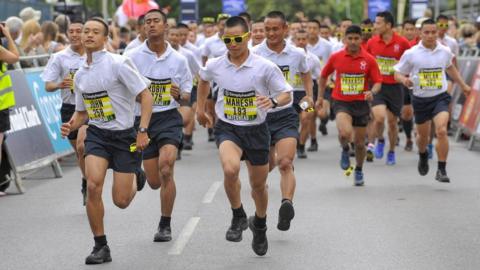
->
xmin=354 ymin=170 xmax=364 ymax=186
xmin=340 ymin=150 xmax=350 ymax=170
xmin=435 ymin=170 xmax=450 ymax=183
xmin=226 ymin=216 xmax=248 ymax=242
xmin=135 ymin=168 xmax=147 ymax=191
xmin=307 ymin=141 xmax=318 ymax=152
xmin=248 ymin=216 xmax=268 ymax=256
xmin=404 ymin=140 xmax=413 ymax=152
xmin=277 ymin=200 xmax=295 ymax=231
xmin=85 ymin=245 xmax=112 ymax=265
xmin=366 ymin=144 xmax=374 ymax=162
xmin=374 ymin=141 xmax=385 ymax=159
xmin=418 ymin=154 xmax=429 ymax=176
xmin=386 ymin=151 xmax=396 ymax=165
xmin=154 ymin=226 xmax=172 ymax=242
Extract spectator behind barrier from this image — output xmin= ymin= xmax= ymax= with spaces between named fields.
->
xmin=5 ymin=17 xmax=23 ymax=46
xmin=41 ymin=21 xmax=64 ymax=54
xmin=19 ymin=19 xmax=47 ymax=67
xmin=54 ymin=14 xmax=71 ymax=45
xmin=19 ymin=7 xmax=41 ymax=22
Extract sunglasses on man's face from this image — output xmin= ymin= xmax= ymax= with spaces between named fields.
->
xmin=437 ymin=23 xmax=448 ymax=29
xmin=362 ymin=27 xmax=373 ymax=33
xmin=222 ymin=32 xmax=249 ymax=45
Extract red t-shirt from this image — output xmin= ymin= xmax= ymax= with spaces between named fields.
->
xmin=321 ymin=48 xmax=382 ymax=102
xmin=361 ymin=40 xmax=369 ymax=51
xmin=366 ymin=32 xmax=410 ymax=84
xmin=409 ymin=36 xmax=420 ymax=47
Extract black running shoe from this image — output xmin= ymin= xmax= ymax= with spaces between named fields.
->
xmin=81 ymin=178 xmax=87 ymax=206
xmin=435 ymin=170 xmax=450 ymax=183
xmin=135 ymin=168 xmax=147 ymax=191
xmin=418 ymin=155 xmax=429 ymax=176
xmin=226 ymin=216 xmax=248 ymax=242
xmin=366 ymin=149 xmax=374 ymax=162
xmin=85 ymin=245 xmax=112 ymax=265
xmin=183 ymin=140 xmax=193 ymax=150
xmin=307 ymin=141 xmax=318 ymax=152
xmin=248 ymin=216 xmax=268 ymax=256
xmin=208 ymin=128 xmax=215 ymax=142
xmin=154 ymin=226 xmax=172 ymax=242
xmin=404 ymin=140 xmax=413 ymax=152
xmin=319 ymin=124 xmax=328 ymax=136
xmin=277 ymin=200 xmax=295 ymax=231
xmin=297 ymin=148 xmax=307 ymax=159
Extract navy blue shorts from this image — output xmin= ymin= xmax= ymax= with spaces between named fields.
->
xmin=135 ymin=109 xmax=183 ymax=160
xmin=84 ymin=126 xmax=141 ymax=173
xmin=372 ymin=83 xmax=403 ymax=117
xmin=214 ymin=120 xmax=270 ymax=166
xmin=60 ymin=103 xmax=78 ymax=140
xmin=412 ymin=92 xmax=451 ymax=125
xmin=266 ymin=106 xmax=299 ymax=146
xmin=333 ymin=99 xmax=370 ymax=127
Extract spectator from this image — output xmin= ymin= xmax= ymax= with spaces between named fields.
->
xmin=19 ymin=19 xmax=47 ymax=67
xmin=41 ymin=21 xmax=64 ymax=54
xmin=19 ymin=7 xmax=41 ymax=22
xmin=5 ymin=17 xmax=23 ymax=46
xmin=458 ymin=23 xmax=478 ymax=53
xmin=54 ymin=14 xmax=70 ymax=45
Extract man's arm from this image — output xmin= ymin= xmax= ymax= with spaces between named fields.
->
xmin=446 ymin=65 xmax=471 ymax=95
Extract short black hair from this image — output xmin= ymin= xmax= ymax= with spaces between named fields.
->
xmin=309 ymin=19 xmax=321 ymax=28
xmin=70 ymin=18 xmax=84 ymax=25
xmin=225 ymin=16 xmax=249 ymax=33
xmin=376 ymin=11 xmax=395 ymax=27
xmin=361 ymin=18 xmax=372 ymax=25
xmin=253 ymin=17 xmax=265 ymax=24
xmin=138 ymin=14 xmax=145 ymax=25
xmin=421 ymin=18 xmax=436 ymax=29
xmin=319 ymin=24 xmax=330 ymax=30
xmin=265 ymin=11 xmax=287 ymax=24
xmin=402 ymin=18 xmax=416 ymax=27
xmin=145 ymin=9 xmax=167 ymax=23
xmin=86 ymin=17 xmax=109 ymax=36
xmin=295 ymin=29 xmax=308 ymax=36
xmin=177 ymin=23 xmax=189 ymax=29
xmin=341 ymin=18 xmax=353 ymax=23
xmin=345 ymin=25 xmax=362 ymax=36
xmin=238 ymin=12 xmax=252 ymax=22
xmin=436 ymin=14 xmax=449 ymax=21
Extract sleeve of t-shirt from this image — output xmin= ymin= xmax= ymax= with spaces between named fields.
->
xmin=266 ymin=64 xmax=293 ymax=97
xmin=40 ymin=54 xmax=61 ymax=82
xmin=445 ymin=49 xmax=454 ymax=68
xmin=320 ymin=55 xmax=335 ymax=78
xmin=199 ymin=59 xmax=214 ymax=81
xmin=368 ymin=56 xmax=383 ymax=84
xmin=393 ymin=51 xmax=412 ymax=75
xmin=298 ymin=52 xmax=310 ymax=73
xmin=116 ymin=57 xmax=150 ymax=96
xmin=189 ymin=54 xmax=201 ymax=75
xmin=201 ymin=42 xmax=211 ymax=58
xmin=75 ymin=82 xmax=86 ymax=112
xmin=178 ymin=58 xmax=193 ymax=94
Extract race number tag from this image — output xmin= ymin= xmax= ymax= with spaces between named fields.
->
xmin=68 ymin=68 xmax=78 ymax=93
xmin=83 ymin=91 xmax=116 ymax=122
xmin=278 ymin=65 xmax=291 ymax=82
xmin=148 ymin=78 xmax=172 ymax=106
xmin=376 ymin=56 xmax=397 ymax=76
xmin=223 ymin=90 xmax=257 ymax=121
xmin=340 ymin=73 xmax=365 ymax=95
xmin=418 ymin=68 xmax=443 ymax=90
xmin=293 ymin=73 xmax=302 ymax=88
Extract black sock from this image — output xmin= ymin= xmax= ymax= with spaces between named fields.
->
xmin=419 ymin=151 xmax=428 ymax=160
xmin=184 ymin=134 xmax=192 ymax=141
xmin=379 ymin=138 xmax=385 ymax=143
xmin=159 ymin=216 xmax=171 ymax=228
xmin=403 ymin=119 xmax=413 ymax=139
xmin=355 ymin=166 xmax=362 ymax=171
xmin=342 ymin=144 xmax=350 ymax=152
xmin=320 ymin=118 xmax=328 ymax=125
xmin=281 ymin=198 xmax=292 ymax=204
xmin=94 ymin=235 xmax=107 ymax=247
xmin=438 ymin=161 xmax=446 ymax=173
xmin=311 ymin=138 xmax=317 ymax=145
xmin=82 ymin=178 xmax=87 ymax=189
xmin=298 ymin=144 xmax=305 ymax=151
xmin=254 ymin=213 xmax=267 ymax=228
xmin=232 ymin=205 xmax=247 ymax=218
xmin=208 ymin=128 xmax=213 ymax=135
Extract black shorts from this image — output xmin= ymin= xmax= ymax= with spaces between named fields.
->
xmin=84 ymin=125 xmax=141 ymax=173
xmin=401 ymin=85 xmax=412 ymax=105
xmin=190 ymin=86 xmax=197 ymax=105
xmin=324 ymin=86 xmax=333 ymax=102
xmin=266 ymin=106 xmax=299 ymax=146
xmin=292 ymin=91 xmax=306 ymax=114
xmin=372 ymin=83 xmax=403 ymax=117
xmin=135 ymin=109 xmax=183 ymax=160
xmin=313 ymin=80 xmax=319 ymax=102
xmin=214 ymin=120 xmax=270 ymax=166
xmin=333 ymin=99 xmax=370 ymax=127
xmin=412 ymin=92 xmax=451 ymax=125
xmin=60 ymin=103 xmax=78 ymax=140
xmin=0 ymin=109 xmax=10 ymax=133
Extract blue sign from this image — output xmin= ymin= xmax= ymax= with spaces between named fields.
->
xmin=180 ymin=0 xmax=198 ymax=23
xmin=26 ymin=71 xmax=73 ymax=155
xmin=410 ymin=0 xmax=429 ymax=19
xmin=222 ymin=0 xmax=246 ymax=16
xmin=368 ymin=0 xmax=392 ymax=21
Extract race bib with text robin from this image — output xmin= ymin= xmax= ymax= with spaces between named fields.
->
xmin=278 ymin=65 xmax=291 ymax=83
xmin=376 ymin=56 xmax=397 ymax=76
xmin=418 ymin=68 xmax=443 ymax=90
xmin=148 ymin=77 xmax=172 ymax=106
xmin=340 ymin=73 xmax=365 ymax=95
xmin=223 ymin=89 xmax=257 ymax=121
xmin=83 ymin=91 xmax=116 ymax=122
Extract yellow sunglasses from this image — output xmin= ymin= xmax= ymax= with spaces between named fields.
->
xmin=437 ymin=23 xmax=448 ymax=28
xmin=222 ymin=32 xmax=249 ymax=45
xmin=362 ymin=27 xmax=373 ymax=33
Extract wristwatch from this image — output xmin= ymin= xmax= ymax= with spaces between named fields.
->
xmin=270 ymin=98 xmax=278 ymax=108
xmin=138 ymin=127 xmax=148 ymax=133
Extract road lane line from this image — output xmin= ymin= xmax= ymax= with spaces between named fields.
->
xmin=202 ymin=181 xmax=222 ymax=204
xmin=168 ymin=217 xmax=201 ymax=255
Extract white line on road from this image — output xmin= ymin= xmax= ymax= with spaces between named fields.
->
xmin=168 ymin=217 xmax=201 ymax=255
xmin=202 ymin=181 xmax=222 ymax=204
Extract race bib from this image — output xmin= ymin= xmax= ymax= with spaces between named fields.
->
xmin=293 ymin=73 xmax=302 ymax=88
xmin=68 ymin=68 xmax=78 ymax=93
xmin=83 ymin=91 xmax=116 ymax=122
xmin=223 ymin=89 xmax=257 ymax=121
xmin=148 ymin=77 xmax=172 ymax=106
xmin=340 ymin=73 xmax=365 ymax=95
xmin=418 ymin=68 xmax=443 ymax=90
xmin=278 ymin=65 xmax=291 ymax=82
xmin=376 ymin=56 xmax=397 ymax=76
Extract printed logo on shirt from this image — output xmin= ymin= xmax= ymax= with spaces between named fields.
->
xmin=148 ymin=77 xmax=172 ymax=106
xmin=360 ymin=61 xmax=367 ymax=71
xmin=340 ymin=73 xmax=365 ymax=95
xmin=223 ymin=89 xmax=257 ymax=121
xmin=69 ymin=68 xmax=78 ymax=93
xmin=394 ymin=44 xmax=400 ymax=53
xmin=376 ymin=56 xmax=397 ymax=76
xmin=82 ymin=91 xmax=116 ymax=122
xmin=418 ymin=68 xmax=443 ymax=90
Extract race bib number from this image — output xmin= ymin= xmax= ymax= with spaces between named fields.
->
xmin=83 ymin=91 xmax=116 ymax=122
xmin=223 ymin=89 xmax=257 ymax=121
xmin=376 ymin=56 xmax=397 ymax=76
xmin=340 ymin=73 xmax=365 ymax=95
xmin=68 ymin=68 xmax=78 ymax=93
xmin=148 ymin=77 xmax=172 ymax=106
xmin=419 ymin=68 xmax=443 ymax=90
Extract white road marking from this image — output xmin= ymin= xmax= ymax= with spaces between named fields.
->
xmin=202 ymin=181 xmax=222 ymax=204
xmin=168 ymin=217 xmax=201 ymax=255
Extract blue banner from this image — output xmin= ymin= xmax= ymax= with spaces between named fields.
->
xmin=368 ymin=0 xmax=392 ymax=21
xmin=25 ymin=71 xmax=73 ymax=155
xmin=222 ymin=0 xmax=246 ymax=16
xmin=180 ymin=0 xmax=198 ymax=23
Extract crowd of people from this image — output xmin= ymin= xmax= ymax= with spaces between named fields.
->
xmin=0 ymin=5 xmax=478 ymax=264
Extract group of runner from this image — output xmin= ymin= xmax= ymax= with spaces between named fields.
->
xmin=31 ymin=8 xmax=472 ymax=263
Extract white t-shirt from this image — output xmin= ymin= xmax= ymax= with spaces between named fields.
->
xmin=183 ymin=41 xmax=202 ymax=62
xmin=306 ymin=50 xmax=321 ymax=80
xmin=179 ymin=47 xmax=201 ymax=78
xmin=199 ymin=51 xmax=292 ymax=126
xmin=252 ymin=40 xmax=309 ymax=111
xmin=438 ymin=34 xmax=459 ymax=56
xmin=75 ymin=50 xmax=149 ymax=130
xmin=124 ymin=36 xmax=143 ymax=53
xmin=125 ymin=42 xmax=192 ymax=114
xmin=41 ymin=46 xmax=86 ymax=105
xmin=201 ymin=34 xmax=227 ymax=59
xmin=306 ymin=37 xmax=332 ymax=68
xmin=394 ymin=41 xmax=454 ymax=98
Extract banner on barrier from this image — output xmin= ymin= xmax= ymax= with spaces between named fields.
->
xmin=5 ymin=70 xmax=55 ymax=170
xmin=459 ymin=62 xmax=480 ymax=133
xmin=25 ymin=71 xmax=73 ymax=155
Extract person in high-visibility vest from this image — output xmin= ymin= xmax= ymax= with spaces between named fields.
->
xmin=0 ymin=22 xmax=20 ymax=181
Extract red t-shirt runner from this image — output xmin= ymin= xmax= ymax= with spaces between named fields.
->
xmin=366 ymin=32 xmax=410 ymax=84
xmin=321 ymin=48 xmax=382 ymax=102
